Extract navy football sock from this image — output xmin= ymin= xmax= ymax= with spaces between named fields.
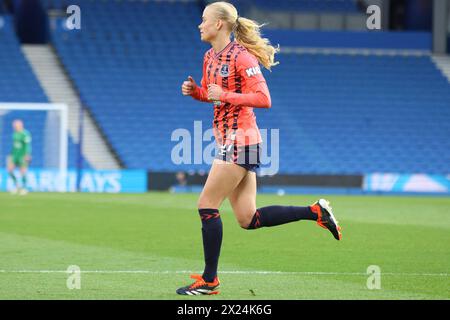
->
xmin=246 ymin=205 xmax=317 ymax=229
xmin=22 ymin=174 xmax=27 ymax=188
xmin=9 ymin=172 xmax=17 ymax=186
xmin=198 ymin=208 xmax=222 ymax=283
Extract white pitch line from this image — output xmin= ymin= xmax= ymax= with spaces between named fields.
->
xmin=0 ymin=270 xmax=448 ymax=277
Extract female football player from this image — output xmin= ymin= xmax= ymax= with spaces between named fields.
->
xmin=178 ymin=1 xmax=341 ymax=295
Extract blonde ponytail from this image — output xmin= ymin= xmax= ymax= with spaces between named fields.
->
xmin=206 ymin=1 xmax=279 ymax=71
xmin=233 ymin=17 xmax=279 ymax=71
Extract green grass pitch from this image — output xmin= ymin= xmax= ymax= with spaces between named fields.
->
xmin=0 ymin=192 xmax=449 ymax=300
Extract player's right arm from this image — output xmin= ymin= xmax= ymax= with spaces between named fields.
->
xmin=181 ymin=52 xmax=209 ymax=102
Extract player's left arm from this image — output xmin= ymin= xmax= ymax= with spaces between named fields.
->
xmin=215 ymin=53 xmax=271 ymax=108
xmin=24 ymin=132 xmax=32 ymax=161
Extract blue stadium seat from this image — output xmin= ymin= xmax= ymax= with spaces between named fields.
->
xmin=0 ymin=15 xmax=90 ymax=169
xmin=229 ymin=0 xmax=359 ymax=13
xmin=49 ymin=0 xmax=450 ymax=175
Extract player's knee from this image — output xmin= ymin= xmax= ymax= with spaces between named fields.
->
xmin=239 ymin=221 xmax=251 ymax=229
xmin=197 ymin=195 xmax=220 ymax=210
xmin=236 ymin=213 xmax=254 ymax=229
xmin=197 ymin=196 xmax=207 ymax=209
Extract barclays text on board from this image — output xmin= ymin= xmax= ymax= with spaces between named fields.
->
xmin=0 ymin=169 xmax=147 ymax=193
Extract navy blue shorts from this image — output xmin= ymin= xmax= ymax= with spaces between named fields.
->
xmin=215 ymin=144 xmax=260 ymax=172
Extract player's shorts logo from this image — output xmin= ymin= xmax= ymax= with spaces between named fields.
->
xmin=220 ymin=64 xmax=229 ymax=77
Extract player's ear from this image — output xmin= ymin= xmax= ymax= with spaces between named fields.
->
xmin=216 ymin=19 xmax=223 ymax=30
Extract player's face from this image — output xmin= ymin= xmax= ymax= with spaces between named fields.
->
xmin=199 ymin=7 xmax=219 ymax=42
xmin=13 ymin=121 xmax=23 ymax=132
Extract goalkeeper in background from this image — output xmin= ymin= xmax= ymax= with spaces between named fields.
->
xmin=7 ymin=120 xmax=31 ymax=195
